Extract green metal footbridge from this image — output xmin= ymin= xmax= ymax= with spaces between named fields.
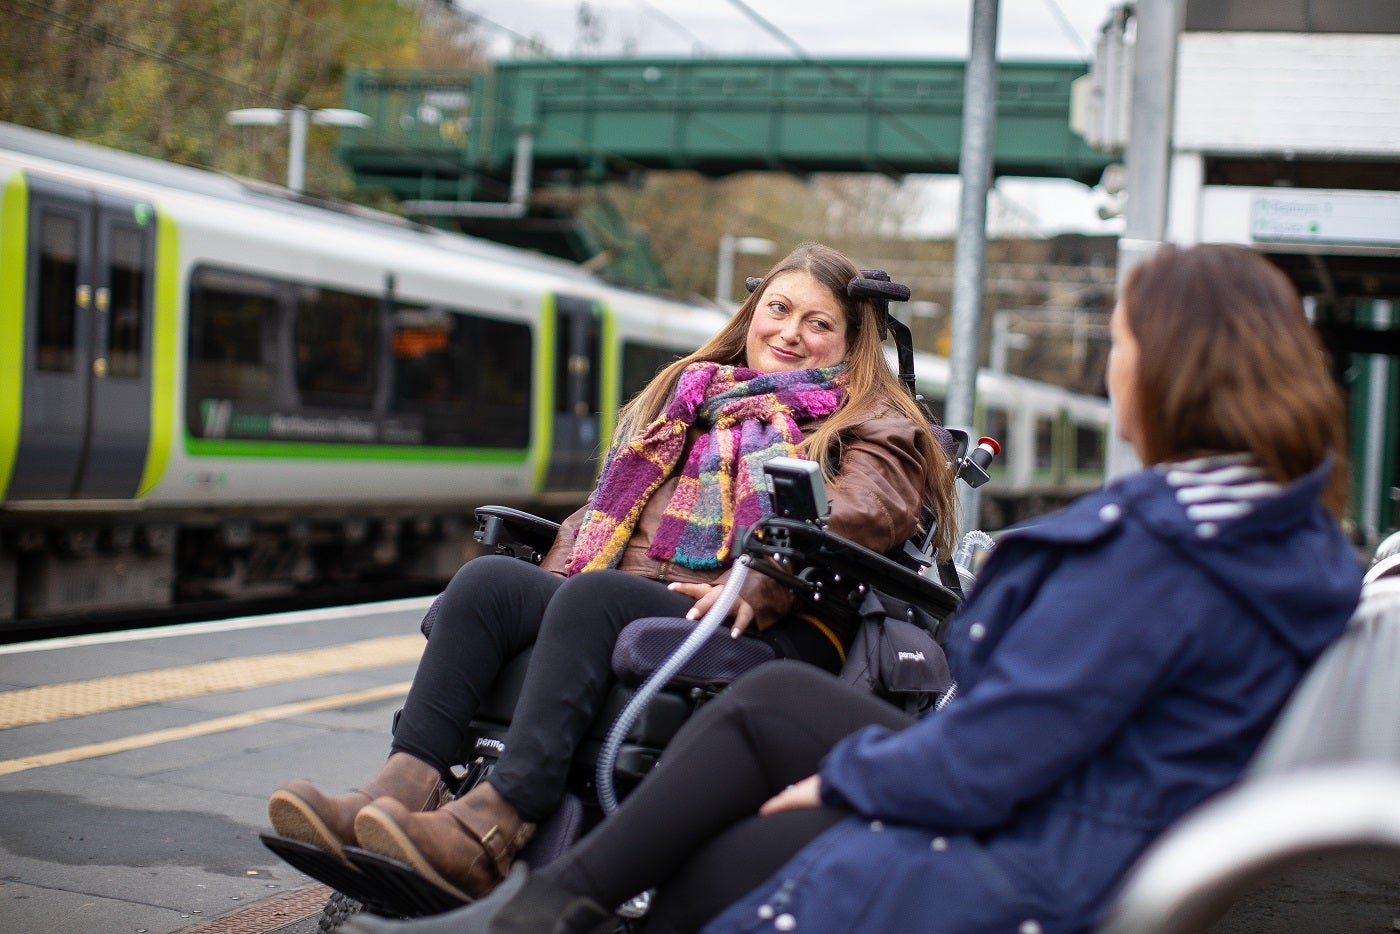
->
xmin=337 ymin=57 xmax=1109 ymax=283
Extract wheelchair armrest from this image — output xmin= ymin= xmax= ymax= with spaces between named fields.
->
xmin=741 ymin=518 xmax=961 ymax=624
xmin=474 ymin=506 xmax=562 ymax=565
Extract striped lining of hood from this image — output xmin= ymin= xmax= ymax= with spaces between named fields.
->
xmin=1160 ymin=453 xmax=1285 ymax=539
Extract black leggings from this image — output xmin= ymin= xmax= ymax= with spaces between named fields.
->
xmin=544 ymin=662 xmax=914 ymax=933
xmin=390 ymin=557 xmax=843 ymax=822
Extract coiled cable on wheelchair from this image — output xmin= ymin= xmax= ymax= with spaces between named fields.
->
xmin=596 ymin=555 xmax=753 ymax=814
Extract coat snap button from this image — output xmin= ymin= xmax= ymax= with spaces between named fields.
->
xmin=1019 ymin=921 xmax=1042 ymax=934
xmin=1098 ymin=503 xmax=1121 ymax=522
xmin=758 ymin=905 xmax=775 ymax=920
xmin=775 ymin=913 xmax=797 ymax=930
xmin=1196 ymin=522 xmax=1219 ymax=539
xmin=969 ymin=622 xmax=987 ymax=641
xmin=931 ymin=836 xmax=948 ymax=851
xmin=869 ymin=820 xmax=884 ymax=831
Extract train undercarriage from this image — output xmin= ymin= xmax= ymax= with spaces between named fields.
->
xmin=0 ymin=505 xmax=491 ymax=629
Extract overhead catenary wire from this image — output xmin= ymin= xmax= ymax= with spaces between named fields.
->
xmin=719 ymin=0 xmax=962 ymax=165
xmin=458 ymin=0 xmax=1051 ymax=235
xmin=450 ymin=2 xmax=822 ymax=241
xmin=717 ymin=0 xmax=1048 ymax=233
xmin=1038 ymin=0 xmax=1095 ymax=60
xmin=633 ymin=0 xmax=710 ymax=53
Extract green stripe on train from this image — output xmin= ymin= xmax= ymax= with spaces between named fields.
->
xmin=597 ymin=302 xmax=619 ymax=458
xmin=0 ymin=173 xmax=27 ymax=500
xmin=136 ymin=210 xmax=178 ymax=497
xmin=183 ymin=437 xmax=531 ymax=463
xmin=531 ymin=293 xmax=557 ymax=492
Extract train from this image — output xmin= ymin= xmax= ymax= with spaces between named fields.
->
xmin=0 ymin=121 xmax=1110 ymax=625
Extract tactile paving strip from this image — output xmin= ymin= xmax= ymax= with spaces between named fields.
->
xmin=0 ymin=634 xmax=423 ymax=729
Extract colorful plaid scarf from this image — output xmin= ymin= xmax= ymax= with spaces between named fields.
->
xmin=563 ymin=362 xmax=847 ymax=574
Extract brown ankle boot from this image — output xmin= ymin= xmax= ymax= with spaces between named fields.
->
xmin=268 ymin=753 xmax=447 ymax=863
xmin=353 ymin=780 xmax=536 ymax=900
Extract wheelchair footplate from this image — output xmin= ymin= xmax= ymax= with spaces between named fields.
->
xmin=258 ymin=833 xmax=414 ymax=919
xmin=342 ymin=846 xmax=470 ymax=918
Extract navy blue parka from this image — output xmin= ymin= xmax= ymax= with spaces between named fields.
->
xmin=706 ymin=460 xmax=1362 ymax=934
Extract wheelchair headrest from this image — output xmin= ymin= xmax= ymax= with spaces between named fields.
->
xmin=850 ymin=269 xmax=911 ymax=341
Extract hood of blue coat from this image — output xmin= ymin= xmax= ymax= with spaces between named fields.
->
xmin=1001 ymin=458 xmax=1363 ymax=661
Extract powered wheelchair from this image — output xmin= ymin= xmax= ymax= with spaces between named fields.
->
xmin=261 ymin=272 xmax=1001 ymax=928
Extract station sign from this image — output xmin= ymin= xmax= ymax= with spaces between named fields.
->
xmin=1251 ymin=190 xmax=1400 ymax=247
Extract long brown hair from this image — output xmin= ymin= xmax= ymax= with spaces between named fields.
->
xmin=614 ymin=242 xmax=959 ymax=558
xmin=1121 ymin=244 xmax=1349 ymax=517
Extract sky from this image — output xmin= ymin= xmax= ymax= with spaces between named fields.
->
xmin=451 ymin=0 xmax=1127 ymax=237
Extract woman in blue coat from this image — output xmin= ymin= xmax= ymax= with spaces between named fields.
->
xmin=349 ymin=247 xmax=1364 ymax=934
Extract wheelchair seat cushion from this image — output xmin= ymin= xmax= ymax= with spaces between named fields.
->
xmin=612 ymin=616 xmax=777 ymax=687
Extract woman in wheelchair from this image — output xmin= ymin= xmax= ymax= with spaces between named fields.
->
xmin=346 ymin=244 xmax=1364 ymax=934
xmin=264 ymin=242 xmax=958 ymax=904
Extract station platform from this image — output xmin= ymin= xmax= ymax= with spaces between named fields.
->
xmin=0 ymin=598 xmax=434 ymax=934
xmin=3 ymin=597 xmax=1395 ymax=933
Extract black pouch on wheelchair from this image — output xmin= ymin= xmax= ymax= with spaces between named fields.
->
xmin=839 ymin=590 xmax=951 ymax=712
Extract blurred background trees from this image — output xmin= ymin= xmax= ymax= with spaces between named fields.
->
xmin=1 ymin=0 xmax=486 ymax=197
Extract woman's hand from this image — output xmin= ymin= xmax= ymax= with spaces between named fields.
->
xmin=759 ymin=774 xmax=823 ymax=815
xmin=666 ymin=581 xmax=756 ymax=637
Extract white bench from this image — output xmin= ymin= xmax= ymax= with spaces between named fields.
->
xmin=1099 ymin=575 xmax=1400 ymax=934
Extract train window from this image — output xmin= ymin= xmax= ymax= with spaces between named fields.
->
xmin=1034 ymin=417 xmax=1055 ymax=472
xmin=389 ymin=305 xmax=532 ymax=448
xmin=187 ymin=268 xmax=280 ymax=434
xmin=36 ymin=210 xmax=78 ymax=373
xmin=294 ymin=286 xmax=379 ymax=408
xmin=1074 ymin=424 xmax=1106 ymax=473
xmin=984 ymin=407 xmax=1009 ymax=453
xmin=465 ymin=315 xmax=531 ymax=447
xmin=392 ymin=306 xmax=456 ymax=409
xmin=105 ymin=225 xmax=146 ymax=379
xmin=621 ymin=342 xmax=682 ymax=402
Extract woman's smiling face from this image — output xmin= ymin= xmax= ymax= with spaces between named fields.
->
xmin=744 ymin=270 xmax=851 ymax=373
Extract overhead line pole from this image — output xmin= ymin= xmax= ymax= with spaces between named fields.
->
xmin=1108 ymin=0 xmax=1187 ymax=478
xmin=946 ymin=0 xmax=1001 ymax=536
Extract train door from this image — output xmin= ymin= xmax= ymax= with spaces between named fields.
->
xmin=8 ymin=178 xmax=155 ymax=500
xmin=543 ymin=294 xmax=603 ymax=493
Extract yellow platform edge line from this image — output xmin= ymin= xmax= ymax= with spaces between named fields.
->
xmin=0 ymin=634 xmax=424 ymax=730
xmin=0 ymin=681 xmax=412 ymax=777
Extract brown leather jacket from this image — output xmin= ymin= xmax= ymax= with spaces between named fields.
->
xmin=540 ymin=404 xmax=930 ymax=630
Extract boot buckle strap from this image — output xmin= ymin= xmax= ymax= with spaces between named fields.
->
xmin=479 ymin=824 xmax=510 ymax=858
xmin=479 ymin=824 xmax=530 ymax=866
